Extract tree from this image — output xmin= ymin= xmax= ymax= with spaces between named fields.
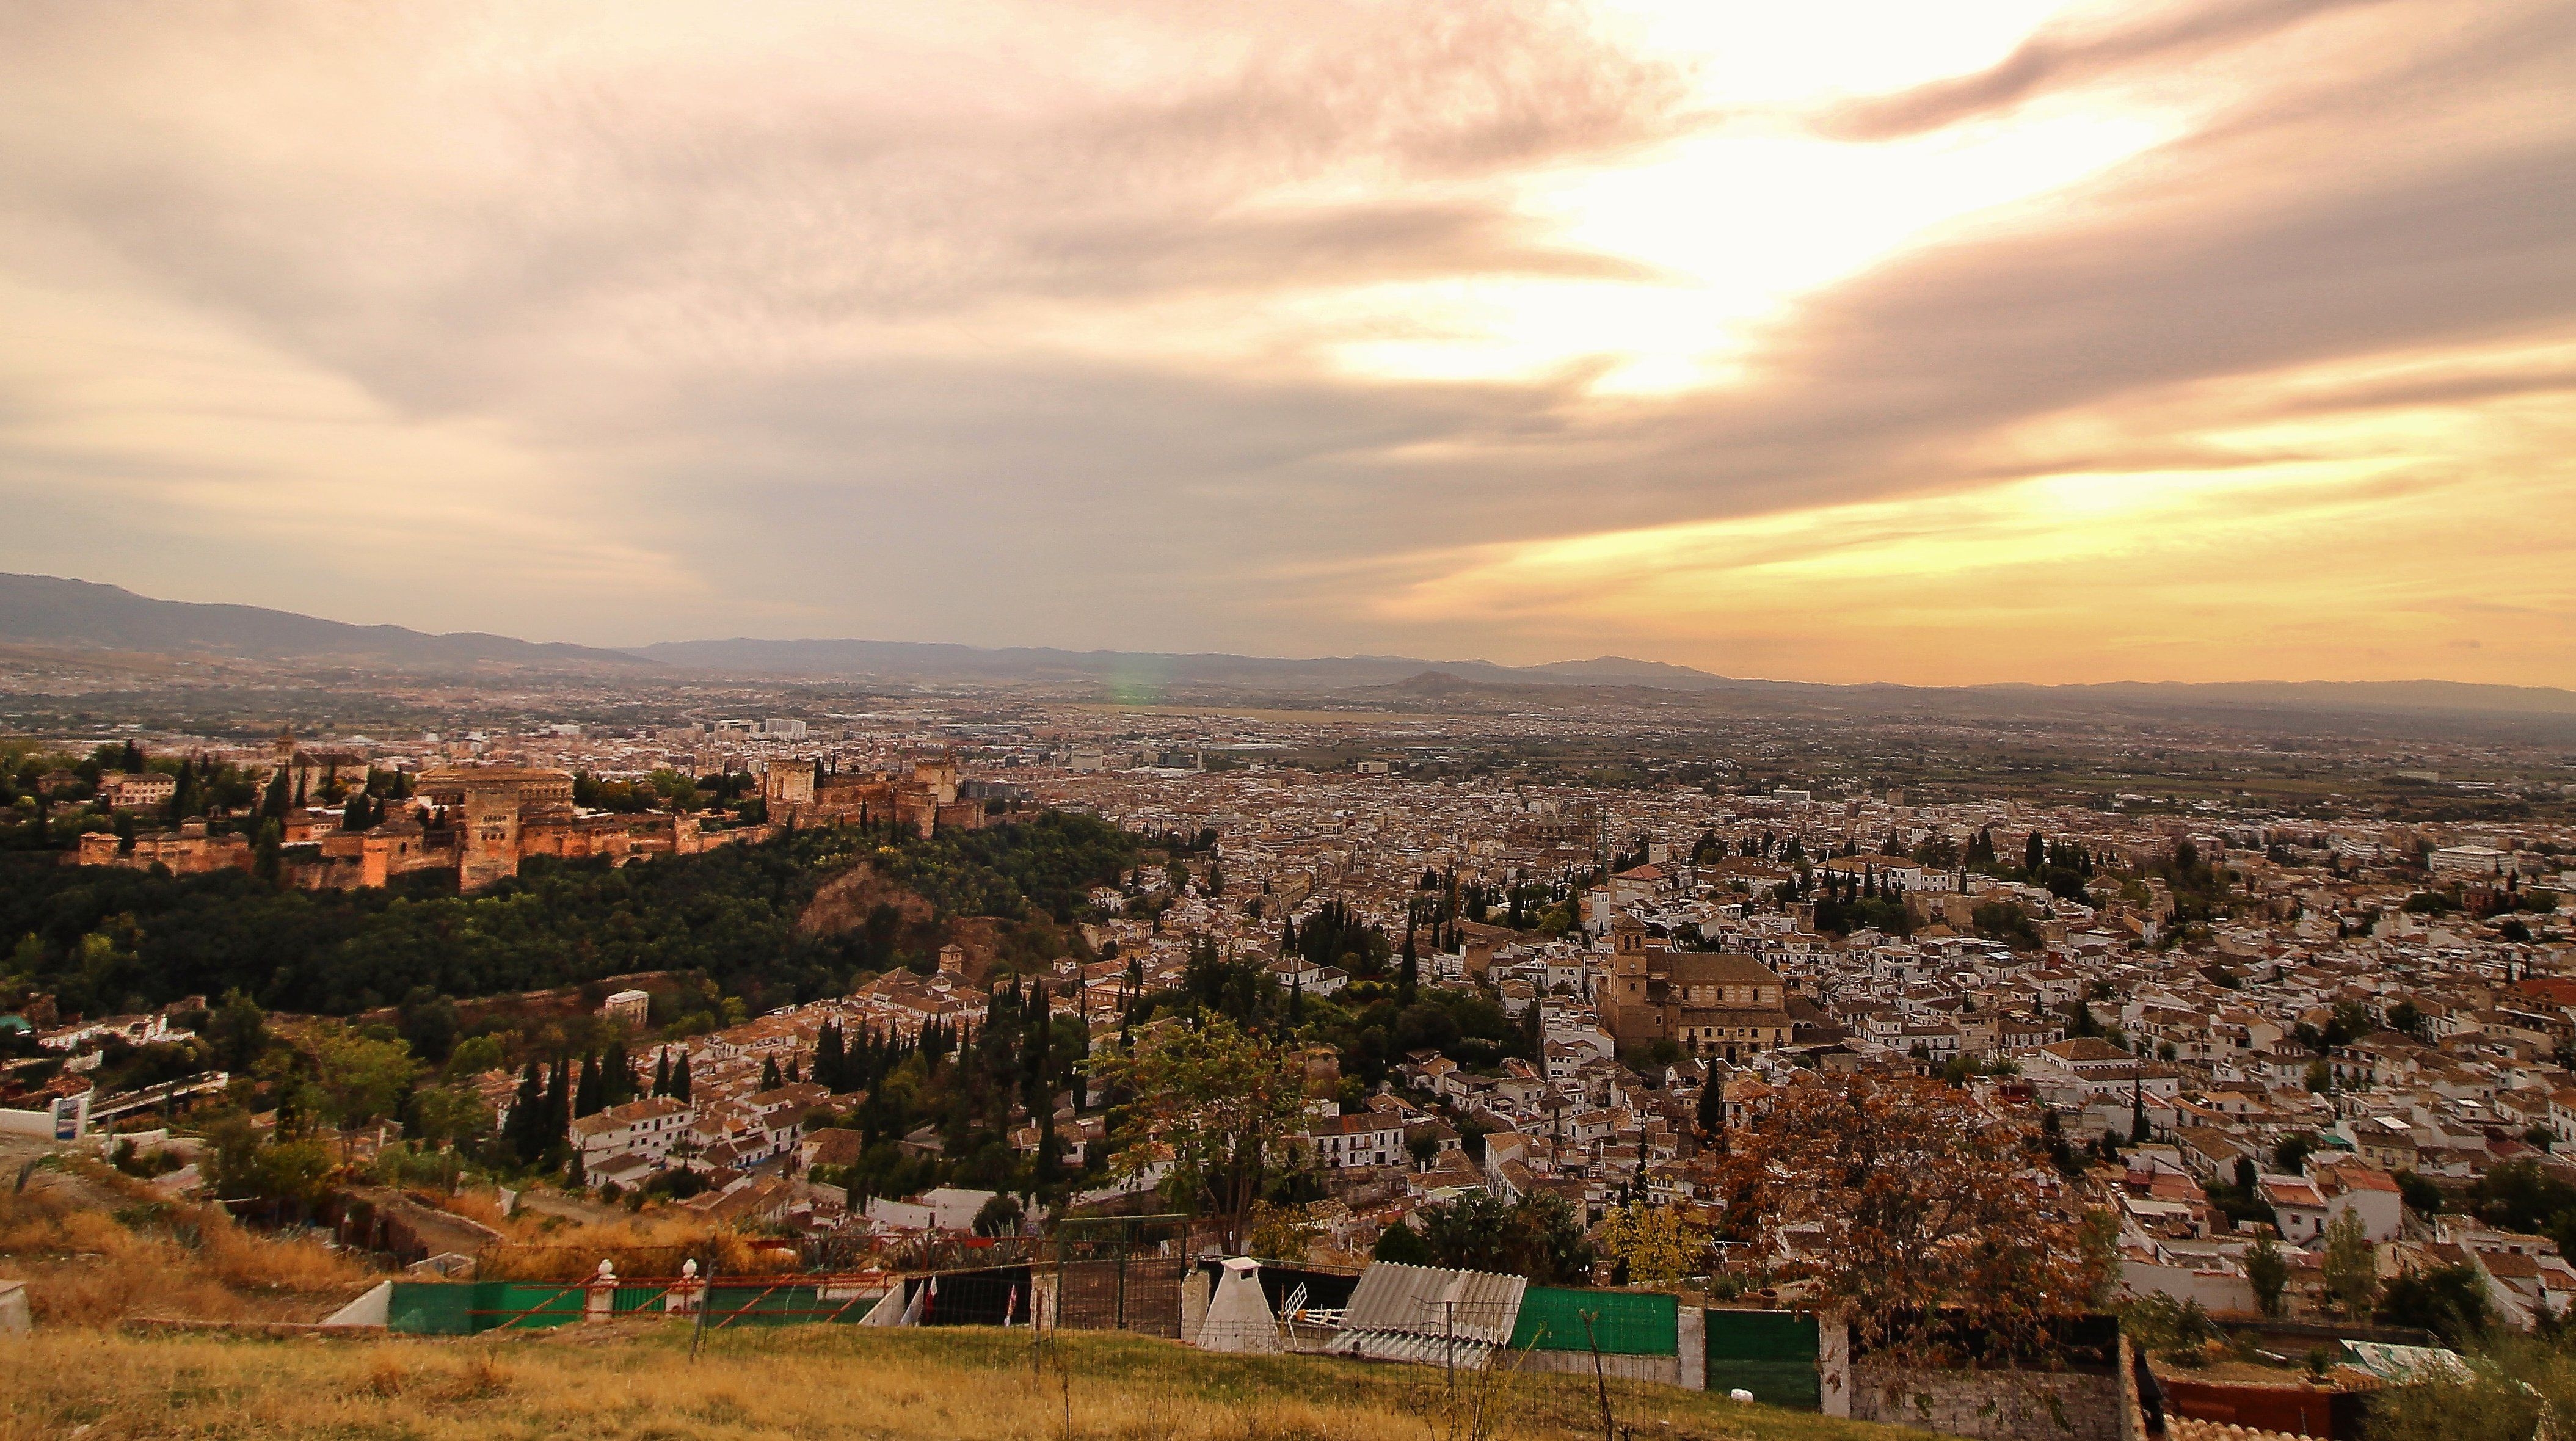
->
xmin=574 ymin=1053 xmax=603 ymax=1117
xmin=1091 ymin=1015 xmax=1306 ymax=1246
xmin=1715 ymin=1072 xmax=2106 ymax=1361
xmin=2375 ymin=1264 xmax=2490 ymax=1346
xmin=205 ymin=988 xmax=269 ymax=1072
xmin=2275 ymin=1131 xmax=2319 ymax=1174
xmin=409 ymin=1083 xmax=494 ymax=1152
xmin=2244 ymin=1233 xmax=2289 ymax=1318
xmin=1245 ymin=1200 xmax=1322 ymax=1262
xmin=2120 ymin=1292 xmax=2219 ymax=1363
xmin=252 ymin=818 xmax=283 ymax=884
xmin=2319 ymin=1208 xmax=2378 ymax=1318
xmin=2024 ymin=832 xmax=2046 ymax=874
xmin=503 ymin=1061 xmax=548 ymax=1165
xmin=2395 ymin=1169 xmax=2445 ymax=1218
xmin=972 ymin=1192 xmax=1025 ymax=1238
xmin=1413 ymin=1191 xmax=1595 ymax=1285
xmin=1374 ymin=1221 xmax=1433 ymax=1266
xmin=311 ymin=1027 xmax=420 ymax=1139
xmin=1597 ymin=1202 xmax=1709 ymax=1287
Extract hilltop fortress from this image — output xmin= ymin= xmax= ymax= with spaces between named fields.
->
xmin=77 ymin=745 xmax=989 ymax=895
xmin=760 ymin=753 xmax=994 ymax=837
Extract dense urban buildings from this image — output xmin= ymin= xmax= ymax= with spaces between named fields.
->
xmin=11 ymin=661 xmax=2575 ymax=1352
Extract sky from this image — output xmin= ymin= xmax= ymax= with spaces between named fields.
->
xmin=1 ymin=0 xmax=2571 ymax=686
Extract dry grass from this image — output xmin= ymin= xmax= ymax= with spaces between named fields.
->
xmin=473 ymin=1212 xmax=801 ymax=1281
xmin=0 ymin=1324 xmax=1913 ymax=1441
xmin=0 ymin=1171 xmax=368 ymax=1326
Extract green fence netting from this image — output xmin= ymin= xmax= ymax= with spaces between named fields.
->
xmin=387 ymin=1280 xmax=883 ymax=1334
xmin=1509 ymin=1287 xmax=1679 ymax=1356
xmin=1704 ymin=1309 xmax=1821 ymax=1410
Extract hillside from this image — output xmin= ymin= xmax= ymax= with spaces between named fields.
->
xmin=9 ymin=1324 xmax=1907 ymax=1441
xmin=0 ymin=572 xmax=653 ymax=672
xmin=0 ymin=813 xmax=1132 ymax=1017
xmin=9 ymin=570 xmax=2573 ymax=728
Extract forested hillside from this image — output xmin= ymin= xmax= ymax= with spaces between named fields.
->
xmin=0 ymin=811 xmax=1133 ymax=1017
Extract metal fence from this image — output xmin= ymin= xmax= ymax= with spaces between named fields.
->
xmin=1704 ymin=1308 xmax=1821 ymax=1410
xmin=385 ymin=1276 xmax=891 ymax=1335
xmin=1051 ymin=1214 xmax=1190 ymax=1338
xmin=1510 ymin=1286 xmax=1678 ymax=1356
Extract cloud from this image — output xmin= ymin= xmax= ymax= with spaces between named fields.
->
xmin=1816 ymin=0 xmax=2398 ymax=141
xmin=0 ymin=0 xmax=2567 ymax=680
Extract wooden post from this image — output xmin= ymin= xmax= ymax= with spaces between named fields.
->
xmin=1582 ymin=1310 xmax=1614 ymax=1441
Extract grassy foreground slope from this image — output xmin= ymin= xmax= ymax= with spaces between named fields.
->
xmin=0 ymin=1323 xmax=1908 ymax=1441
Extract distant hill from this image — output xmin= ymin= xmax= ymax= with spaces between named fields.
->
xmin=0 ymin=573 xmax=653 ymax=671
xmin=7 ymin=572 xmax=2574 ymax=727
xmin=620 ymin=637 xmax=1738 ymax=691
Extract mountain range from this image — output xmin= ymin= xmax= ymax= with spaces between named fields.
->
xmin=4 ymin=571 xmax=2572 ymax=725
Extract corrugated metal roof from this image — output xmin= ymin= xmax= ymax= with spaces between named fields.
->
xmin=1327 ymin=1330 xmax=1499 ymax=1368
xmin=1337 ymin=1262 xmax=1526 ymax=1346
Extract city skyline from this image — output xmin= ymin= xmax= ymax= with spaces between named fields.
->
xmin=2 ymin=1 xmax=2569 ymax=686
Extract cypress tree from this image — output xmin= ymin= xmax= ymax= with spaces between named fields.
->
xmin=540 ymin=1059 xmax=569 ymax=1156
xmin=574 ymin=1053 xmax=602 ymax=1117
xmin=817 ymin=1021 xmax=845 ymax=1092
xmin=671 ymin=1053 xmax=693 ymax=1103
xmin=507 ymin=1061 xmax=545 ymax=1163
xmin=760 ymin=1054 xmax=782 ymax=1090
xmin=602 ymin=1041 xmax=633 ymax=1106
xmin=2025 ymin=832 xmax=2046 ymax=873
xmin=652 ymin=1048 xmax=671 ymax=1098
xmin=253 ymin=819 xmax=282 ymax=884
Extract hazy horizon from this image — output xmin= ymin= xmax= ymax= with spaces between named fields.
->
xmin=3 ymin=2 xmax=2569 ymax=687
